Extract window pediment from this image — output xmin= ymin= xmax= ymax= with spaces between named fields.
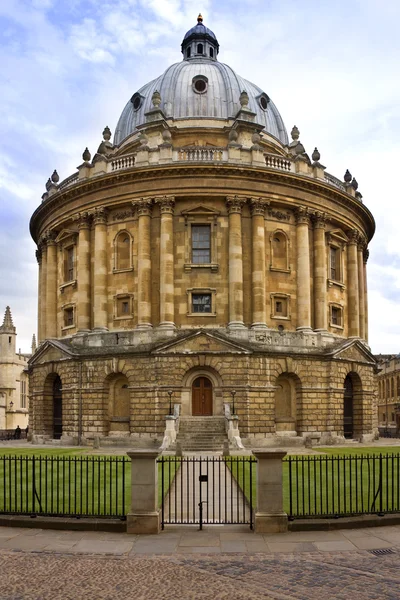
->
xmin=55 ymin=229 xmax=78 ymax=246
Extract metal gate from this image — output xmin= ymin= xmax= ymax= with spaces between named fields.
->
xmin=158 ymin=455 xmax=255 ymax=529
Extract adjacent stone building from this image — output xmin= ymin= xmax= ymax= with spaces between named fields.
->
xmin=29 ymin=16 xmax=377 ymax=447
xmin=376 ymin=355 xmax=400 ymax=431
xmin=0 ymin=307 xmax=31 ymax=430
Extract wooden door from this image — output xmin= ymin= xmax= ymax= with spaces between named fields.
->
xmin=192 ymin=377 xmax=213 ymax=416
xmin=343 ymin=375 xmax=354 ymax=439
xmin=53 ymin=376 xmax=63 ymax=440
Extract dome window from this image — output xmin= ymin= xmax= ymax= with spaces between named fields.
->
xmin=187 ymin=47 xmax=191 ymax=58
xmin=258 ymin=94 xmax=270 ymax=111
xmin=209 ymin=48 xmax=214 ymax=58
xmin=193 ymin=76 xmax=208 ymax=94
xmin=131 ymin=93 xmax=143 ymax=111
xmin=197 ymin=43 xmax=204 ymax=54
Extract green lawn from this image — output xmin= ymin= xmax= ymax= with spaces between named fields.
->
xmin=0 ymin=450 xmax=179 ymax=517
xmin=228 ymin=448 xmax=400 ymax=518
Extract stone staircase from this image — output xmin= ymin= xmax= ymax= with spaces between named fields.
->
xmin=176 ymin=416 xmax=228 ymax=452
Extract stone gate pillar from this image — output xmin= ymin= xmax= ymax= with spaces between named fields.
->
xmin=126 ymin=449 xmax=160 ymax=534
xmin=252 ymin=450 xmax=288 ymax=533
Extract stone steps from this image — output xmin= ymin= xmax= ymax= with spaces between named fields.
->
xmin=176 ymin=417 xmax=228 ymax=451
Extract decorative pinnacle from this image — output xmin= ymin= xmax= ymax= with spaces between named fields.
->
xmin=291 ymin=126 xmax=300 ymax=141
xmin=312 ymin=147 xmax=320 ymax=162
xmin=31 ymin=334 xmax=37 ymax=353
xmin=239 ymin=90 xmax=249 ymax=108
xmin=103 ymin=126 xmax=111 ymax=141
xmin=82 ymin=147 xmax=91 ymax=162
xmin=0 ymin=306 xmax=15 ymax=333
xmin=344 ymin=169 xmax=352 ymax=183
xmin=197 ymin=13 xmax=203 ymax=22
xmin=51 ymin=170 xmax=59 ymax=184
xmin=45 ymin=178 xmax=52 ymax=191
xmin=152 ymin=90 xmax=161 ymax=108
xmin=351 ymin=177 xmax=358 ymax=191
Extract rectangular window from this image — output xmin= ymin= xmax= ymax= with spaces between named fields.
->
xmin=192 ymin=293 xmax=212 ymax=313
xmin=64 ymin=307 xmax=74 ymax=327
xmin=276 ymin=301 xmax=283 ymax=314
xmin=330 ymin=246 xmax=341 ymax=281
xmin=331 ymin=306 xmax=342 ymax=326
xmin=64 ymin=247 xmax=74 ymax=281
xmin=116 ymin=297 xmax=132 ymax=318
xmin=192 ymin=225 xmax=211 ymax=264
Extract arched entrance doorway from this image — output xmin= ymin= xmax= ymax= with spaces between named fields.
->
xmin=274 ymin=373 xmax=299 ymax=435
xmin=53 ymin=375 xmax=62 ymax=440
xmin=344 ymin=375 xmax=354 ymax=439
xmin=108 ymin=374 xmax=130 ymax=434
xmin=192 ymin=377 xmax=213 ymax=416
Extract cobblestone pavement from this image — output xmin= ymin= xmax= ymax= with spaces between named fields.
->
xmin=1 ymin=526 xmax=400 ymax=599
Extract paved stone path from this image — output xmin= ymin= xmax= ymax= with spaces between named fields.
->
xmin=1 ymin=525 xmax=400 ymax=598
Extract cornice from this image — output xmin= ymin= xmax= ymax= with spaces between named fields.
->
xmin=30 ymin=163 xmax=375 ymax=243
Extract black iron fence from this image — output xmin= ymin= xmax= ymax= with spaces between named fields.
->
xmin=0 ymin=430 xmax=28 ymax=441
xmin=378 ymin=427 xmax=400 ymax=439
xmin=158 ymin=455 xmax=255 ymax=529
xmin=0 ymin=455 xmax=130 ymax=519
xmin=286 ymin=453 xmax=400 ymax=519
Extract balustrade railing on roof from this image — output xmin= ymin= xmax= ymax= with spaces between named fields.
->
xmin=58 ymin=173 xmax=79 ymax=190
xmin=111 ymin=154 xmax=136 ymax=171
xmin=324 ymin=172 xmax=346 ymax=192
xmin=264 ymin=153 xmax=292 ymax=171
xmin=178 ymin=147 xmax=224 ymax=162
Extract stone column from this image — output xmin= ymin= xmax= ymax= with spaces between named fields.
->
xmin=358 ymin=238 xmax=366 ymax=340
xmin=93 ymin=207 xmax=108 ymax=331
xmin=136 ymin=199 xmax=153 ymax=328
xmin=158 ymin=196 xmax=175 ymax=328
xmin=313 ymin=212 xmax=327 ymax=331
xmin=363 ymin=248 xmax=369 ymax=342
xmin=226 ymin=196 xmax=245 ymax=328
xmin=39 ymin=239 xmax=47 ymax=341
xmin=347 ymin=229 xmax=360 ymax=337
xmin=252 ymin=450 xmax=288 ymax=533
xmin=77 ymin=213 xmax=92 ymax=332
xmin=126 ymin=449 xmax=160 ymax=534
xmin=250 ymin=198 xmax=269 ymax=328
xmin=295 ymin=207 xmax=312 ymax=331
xmin=36 ymin=247 xmax=43 ymax=343
xmin=45 ymin=232 xmax=58 ymax=339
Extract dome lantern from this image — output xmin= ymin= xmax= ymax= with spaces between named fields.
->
xmin=181 ymin=14 xmax=219 ymax=61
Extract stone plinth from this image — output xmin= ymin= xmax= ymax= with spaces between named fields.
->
xmin=126 ymin=449 xmax=161 ymax=534
xmin=252 ymin=449 xmax=288 ymax=533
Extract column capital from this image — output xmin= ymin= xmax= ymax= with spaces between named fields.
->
xmin=295 ymin=206 xmax=312 ymax=225
xmin=347 ymin=228 xmax=360 ymax=245
xmin=226 ymin=195 xmax=246 ymax=214
xmin=35 ymin=248 xmax=42 ymax=264
xmin=134 ymin=198 xmax=153 ymax=216
xmin=357 ymin=234 xmax=368 ymax=251
xmin=92 ymin=207 xmax=108 ymax=225
xmin=363 ymin=248 xmax=370 ymax=263
xmin=313 ymin=211 xmax=328 ymax=229
xmin=250 ymin=197 xmax=270 ymax=217
xmin=73 ymin=211 xmax=92 ymax=230
xmin=155 ymin=195 xmax=175 ymax=214
xmin=45 ymin=229 xmax=57 ymax=246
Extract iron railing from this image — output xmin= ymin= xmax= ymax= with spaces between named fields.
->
xmin=286 ymin=453 xmax=400 ymax=519
xmin=0 ymin=455 xmax=130 ymax=519
xmin=158 ymin=455 xmax=255 ymax=529
xmin=0 ymin=430 xmax=28 ymax=441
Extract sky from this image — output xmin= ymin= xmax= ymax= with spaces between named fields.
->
xmin=0 ymin=0 xmax=399 ymax=354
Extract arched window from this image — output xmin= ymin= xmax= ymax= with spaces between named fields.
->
xmin=209 ymin=47 xmax=214 ymax=58
xmin=270 ymin=230 xmax=289 ymax=271
xmin=187 ymin=47 xmax=191 ymax=58
xmin=197 ymin=43 xmax=203 ymax=54
xmin=115 ymin=231 xmax=132 ymax=271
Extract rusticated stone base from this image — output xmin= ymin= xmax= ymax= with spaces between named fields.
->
xmin=126 ymin=512 xmax=161 ymax=535
xmin=254 ymin=512 xmax=288 ymax=533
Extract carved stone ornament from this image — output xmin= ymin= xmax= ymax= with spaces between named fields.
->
xmin=225 ymin=196 xmax=246 ymax=214
xmin=155 ymin=195 xmax=175 ymax=214
xmin=291 ymin=125 xmax=300 ymax=141
xmin=239 ymin=90 xmax=249 ymax=108
xmin=344 ymin=169 xmax=352 ymax=183
xmin=45 ymin=229 xmax=57 ymax=245
xmin=347 ymin=228 xmax=360 ymax=244
xmin=250 ymin=197 xmax=270 ymax=216
xmin=51 ymin=170 xmax=60 ymax=184
xmin=162 ymin=129 xmax=172 ymax=143
xmin=312 ymin=147 xmax=321 ymax=162
xmin=152 ymin=90 xmax=162 ymax=108
xmin=363 ymin=248 xmax=370 ymax=263
xmin=103 ymin=126 xmax=112 ymax=141
xmin=35 ymin=248 xmax=42 ymax=264
xmin=92 ymin=207 xmax=108 ymax=225
xmin=75 ymin=211 xmax=91 ymax=229
xmin=112 ymin=210 xmax=134 ymax=222
xmin=134 ymin=198 xmax=153 ymax=216
xmin=267 ymin=208 xmax=291 ymax=222
xmin=295 ymin=206 xmax=312 ymax=225
xmin=313 ymin=211 xmax=328 ymax=229
xmin=82 ymin=148 xmax=91 ymax=162
xmin=228 ymin=129 xmax=238 ymax=142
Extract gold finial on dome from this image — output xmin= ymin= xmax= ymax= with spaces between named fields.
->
xmin=197 ymin=13 xmax=203 ymax=23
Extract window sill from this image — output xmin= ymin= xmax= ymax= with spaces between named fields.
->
xmin=113 ymin=268 xmax=133 ymax=274
xmin=184 ymin=263 xmax=219 ymax=273
xmin=271 ymin=315 xmax=291 ymax=321
xmin=187 ymin=312 xmax=217 ymax=317
xmin=60 ymin=280 xmax=77 ymax=292
xmin=329 ymin=322 xmax=344 ymax=330
xmin=270 ymin=267 xmax=291 ymax=274
xmin=113 ymin=316 xmax=133 ymax=320
xmin=61 ymin=324 xmax=76 ymax=332
xmin=327 ymin=279 xmax=346 ymax=290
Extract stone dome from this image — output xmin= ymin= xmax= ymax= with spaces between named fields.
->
xmin=114 ymin=17 xmax=288 ymax=146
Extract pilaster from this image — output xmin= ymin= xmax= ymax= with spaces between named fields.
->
xmin=92 ymin=207 xmax=108 ymax=331
xmin=135 ymin=198 xmax=153 ymax=328
xmin=313 ymin=212 xmax=328 ymax=331
xmin=157 ymin=196 xmax=175 ymax=328
xmin=45 ymin=231 xmax=58 ymax=338
xmin=76 ymin=212 xmax=92 ymax=332
xmin=347 ymin=229 xmax=360 ymax=337
xmin=226 ymin=196 xmax=245 ymax=328
xmin=295 ymin=207 xmax=312 ymax=331
xmin=250 ymin=198 xmax=269 ymax=328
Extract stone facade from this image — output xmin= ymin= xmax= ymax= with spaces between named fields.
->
xmin=29 ymin=17 xmax=377 ymax=447
xmin=0 ymin=307 xmax=31 ymax=430
xmin=376 ymin=355 xmax=400 ymax=430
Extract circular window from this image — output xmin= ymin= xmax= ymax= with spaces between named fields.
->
xmin=193 ymin=77 xmax=208 ymax=94
xmin=259 ymin=96 xmax=269 ymax=110
xmin=131 ymin=94 xmax=142 ymax=111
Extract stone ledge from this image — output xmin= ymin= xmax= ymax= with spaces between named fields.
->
xmin=0 ymin=515 xmax=126 ymax=532
xmin=289 ymin=513 xmax=400 ymax=531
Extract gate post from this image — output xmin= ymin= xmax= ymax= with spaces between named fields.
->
xmin=126 ymin=449 xmax=161 ymax=534
xmin=252 ymin=450 xmax=288 ymax=533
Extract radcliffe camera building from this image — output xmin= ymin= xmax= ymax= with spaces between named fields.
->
xmin=28 ymin=16 xmax=377 ymax=448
